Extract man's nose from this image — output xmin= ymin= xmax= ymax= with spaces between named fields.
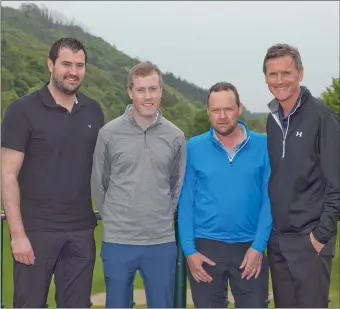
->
xmin=68 ymin=65 xmax=77 ymax=76
xmin=145 ymin=89 xmax=152 ymax=99
xmin=219 ymin=110 xmax=227 ymax=118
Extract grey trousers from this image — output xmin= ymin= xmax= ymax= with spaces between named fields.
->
xmin=188 ymin=238 xmax=269 ymax=308
xmin=13 ymin=228 xmax=96 ymax=308
xmin=268 ymin=228 xmax=336 ymax=308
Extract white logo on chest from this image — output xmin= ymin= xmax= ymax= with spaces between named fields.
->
xmin=296 ymin=131 xmax=302 ymax=137
xmin=88 ymin=125 xmax=91 ymax=128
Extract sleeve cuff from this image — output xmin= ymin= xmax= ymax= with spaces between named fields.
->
xmin=250 ymin=240 xmax=266 ymax=253
xmin=1 ymin=142 xmax=26 ymax=153
xmin=182 ymin=247 xmax=198 ymax=257
xmin=312 ymin=227 xmax=332 ymax=244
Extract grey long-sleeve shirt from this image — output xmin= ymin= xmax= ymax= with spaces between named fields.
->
xmin=91 ymin=105 xmax=186 ymax=245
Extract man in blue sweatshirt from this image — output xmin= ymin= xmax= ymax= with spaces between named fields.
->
xmin=178 ymin=82 xmax=272 ymax=308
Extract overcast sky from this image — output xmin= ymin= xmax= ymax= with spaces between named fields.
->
xmin=3 ymin=1 xmax=339 ymax=112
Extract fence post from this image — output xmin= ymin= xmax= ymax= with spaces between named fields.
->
xmin=173 ymin=214 xmax=187 ymax=308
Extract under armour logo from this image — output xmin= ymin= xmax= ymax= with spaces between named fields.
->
xmin=296 ymin=131 xmax=302 ymax=137
xmin=88 ymin=125 xmax=91 ymax=128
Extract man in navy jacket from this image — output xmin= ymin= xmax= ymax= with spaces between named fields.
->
xmin=264 ymin=43 xmax=340 ymax=308
xmin=178 ymin=82 xmax=272 ymax=308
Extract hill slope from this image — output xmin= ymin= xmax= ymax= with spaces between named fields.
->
xmin=1 ymin=4 xmax=267 ymax=137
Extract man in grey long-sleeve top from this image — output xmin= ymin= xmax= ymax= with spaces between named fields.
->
xmin=91 ymin=61 xmax=186 ymax=308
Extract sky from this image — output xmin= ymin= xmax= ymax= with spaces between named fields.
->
xmin=2 ymin=1 xmax=339 ymax=112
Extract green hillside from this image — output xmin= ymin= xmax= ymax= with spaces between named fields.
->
xmin=1 ymin=3 xmax=267 ymax=136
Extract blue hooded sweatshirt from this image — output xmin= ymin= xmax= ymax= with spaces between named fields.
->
xmin=178 ymin=121 xmax=272 ymax=257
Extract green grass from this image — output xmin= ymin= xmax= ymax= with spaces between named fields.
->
xmin=1 ymin=221 xmax=339 ymax=308
xmin=1 ymin=221 xmax=144 ymax=308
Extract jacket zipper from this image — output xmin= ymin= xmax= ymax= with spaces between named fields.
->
xmin=229 ymin=136 xmax=250 ymax=164
xmin=144 ymin=131 xmax=146 ymax=148
xmin=216 ymin=136 xmax=250 ymax=165
xmin=272 ymin=109 xmax=297 ymax=159
xmin=271 ymin=88 xmax=305 ymax=158
xmin=141 ymin=122 xmax=161 ymax=149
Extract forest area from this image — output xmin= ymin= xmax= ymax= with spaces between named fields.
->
xmin=1 ymin=3 xmax=271 ymax=138
xmin=1 ymin=4 xmax=339 ymax=138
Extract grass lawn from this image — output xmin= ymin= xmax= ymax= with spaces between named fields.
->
xmin=1 ymin=221 xmax=339 ymax=308
xmin=1 ymin=221 xmax=144 ymax=308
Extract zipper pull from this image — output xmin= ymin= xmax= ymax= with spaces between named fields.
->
xmin=282 ymin=139 xmax=286 ymax=158
xmin=144 ymin=131 xmax=146 ymax=148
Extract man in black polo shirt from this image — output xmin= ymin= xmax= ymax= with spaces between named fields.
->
xmin=264 ymin=43 xmax=340 ymax=307
xmin=1 ymin=37 xmax=104 ymax=307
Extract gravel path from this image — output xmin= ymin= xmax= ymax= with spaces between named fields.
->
xmin=91 ymin=289 xmax=273 ymax=306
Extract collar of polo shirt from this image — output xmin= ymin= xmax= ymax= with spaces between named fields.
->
xmin=40 ymin=83 xmax=84 ymax=108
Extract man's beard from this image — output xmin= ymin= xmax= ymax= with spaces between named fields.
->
xmin=52 ymin=74 xmax=81 ymax=95
xmin=214 ymin=122 xmax=238 ymax=136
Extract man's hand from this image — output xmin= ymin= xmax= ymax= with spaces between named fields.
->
xmin=310 ymin=232 xmax=325 ymax=254
xmin=11 ymin=235 xmax=35 ymax=265
xmin=240 ymin=248 xmax=263 ymax=280
xmin=187 ymin=252 xmax=216 ymax=283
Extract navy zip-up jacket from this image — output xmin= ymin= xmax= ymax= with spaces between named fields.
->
xmin=266 ymin=86 xmax=340 ymax=244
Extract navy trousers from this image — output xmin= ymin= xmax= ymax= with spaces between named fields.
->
xmin=101 ymin=241 xmax=177 ymax=308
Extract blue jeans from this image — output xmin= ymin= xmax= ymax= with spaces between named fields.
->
xmin=101 ymin=241 xmax=177 ymax=308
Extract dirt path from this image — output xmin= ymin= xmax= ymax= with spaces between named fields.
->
xmin=91 ymin=289 xmax=273 ymax=306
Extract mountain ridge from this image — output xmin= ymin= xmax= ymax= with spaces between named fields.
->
xmin=1 ymin=3 xmax=267 ymax=136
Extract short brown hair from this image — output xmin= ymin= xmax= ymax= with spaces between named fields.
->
xmin=49 ymin=37 xmax=87 ymax=64
xmin=127 ymin=61 xmax=163 ymax=89
xmin=263 ymin=43 xmax=303 ymax=74
xmin=207 ymin=82 xmax=241 ymax=107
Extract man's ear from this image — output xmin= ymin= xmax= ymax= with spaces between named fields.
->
xmin=47 ymin=58 xmax=54 ymax=74
xmin=298 ymin=68 xmax=304 ymax=82
xmin=127 ymin=88 xmax=133 ymax=100
xmin=238 ymin=102 xmax=244 ymax=116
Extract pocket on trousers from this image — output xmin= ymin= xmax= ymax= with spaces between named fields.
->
xmin=305 ymin=234 xmax=319 ymax=255
xmin=305 ymin=233 xmax=336 ymax=257
xmin=318 ymin=235 xmax=337 ymax=257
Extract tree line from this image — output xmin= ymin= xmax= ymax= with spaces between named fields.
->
xmin=1 ymin=4 xmax=338 ymax=138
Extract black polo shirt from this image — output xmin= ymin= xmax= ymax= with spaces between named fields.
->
xmin=1 ymin=84 xmax=104 ymax=232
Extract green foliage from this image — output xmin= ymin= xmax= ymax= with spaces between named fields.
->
xmin=1 ymin=91 xmax=19 ymax=118
xmin=1 ymin=3 xmax=268 ymax=139
xmin=321 ymin=78 xmax=340 ymax=117
xmin=191 ymin=108 xmax=210 ymax=136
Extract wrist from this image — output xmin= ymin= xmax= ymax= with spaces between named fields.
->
xmin=10 ymin=229 xmax=27 ymax=239
xmin=312 ymin=229 xmax=328 ymax=245
xmin=250 ymin=242 xmax=265 ymax=254
xmin=184 ymin=248 xmax=198 ymax=258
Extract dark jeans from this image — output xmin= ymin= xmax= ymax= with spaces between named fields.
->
xmin=268 ymin=228 xmax=336 ymax=308
xmin=188 ymin=238 xmax=269 ymax=308
xmin=101 ymin=241 xmax=177 ymax=308
xmin=13 ymin=228 xmax=96 ymax=308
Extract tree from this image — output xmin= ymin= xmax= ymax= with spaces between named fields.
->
xmin=1 ymin=91 xmax=19 ymax=118
xmin=321 ymin=78 xmax=340 ymax=117
xmin=191 ymin=108 xmax=210 ymax=136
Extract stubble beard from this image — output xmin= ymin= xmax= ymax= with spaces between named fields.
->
xmin=52 ymin=74 xmax=81 ymax=95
